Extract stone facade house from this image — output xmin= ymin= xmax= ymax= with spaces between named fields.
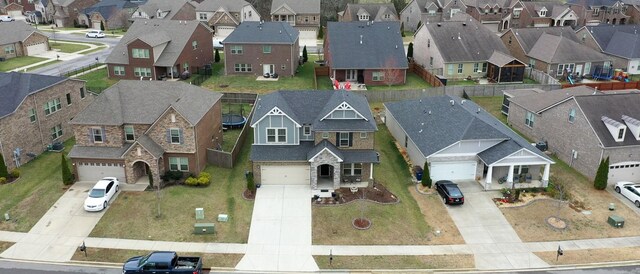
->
xmin=576 ymin=24 xmax=640 ymax=75
xmin=271 ymin=0 xmax=320 ymax=42
xmin=567 ymin=0 xmax=634 ymax=26
xmin=69 ymin=80 xmax=223 ymax=184
xmin=0 ymin=21 xmax=50 ymax=60
xmin=338 ymin=3 xmax=399 ymax=22
xmin=47 ymin=0 xmax=100 ymax=27
xmin=222 ymin=21 xmax=299 ymax=77
xmin=504 ymin=86 xmax=640 ymax=182
xmin=105 ymin=19 xmax=214 ymax=80
xmin=385 ymin=95 xmax=554 ymax=191
xmin=78 ymin=0 xmax=145 ymax=30
xmin=400 ymin=0 xmax=467 ymax=31
xmin=130 ymin=0 xmax=195 ymax=21
xmin=250 ymin=90 xmax=379 ymax=197
xmin=324 ymin=21 xmax=407 ymax=87
xmin=195 ymin=0 xmax=260 ymax=38
xmin=0 ymin=72 xmax=95 ymax=171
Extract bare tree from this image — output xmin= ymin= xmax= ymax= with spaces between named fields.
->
xmin=382 ymin=57 xmax=403 ymax=87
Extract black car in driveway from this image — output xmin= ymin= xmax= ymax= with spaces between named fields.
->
xmin=435 ymin=180 xmax=464 ymax=205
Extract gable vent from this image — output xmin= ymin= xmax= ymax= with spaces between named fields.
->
xmin=601 ymin=116 xmax=627 ymax=142
xmin=622 ymin=115 xmax=640 ymax=141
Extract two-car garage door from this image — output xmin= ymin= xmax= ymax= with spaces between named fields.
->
xmin=261 ymin=165 xmax=310 ymax=185
xmin=77 ymin=162 xmax=127 ymax=183
xmin=430 ymin=161 xmax=477 ymax=181
xmin=26 ymin=43 xmax=48 ymax=55
xmin=609 ymin=162 xmax=640 ymax=183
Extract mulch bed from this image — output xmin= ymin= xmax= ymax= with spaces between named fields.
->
xmin=352 ymin=218 xmax=372 ymax=230
xmin=242 ymin=189 xmax=255 ymax=200
xmin=313 ymin=183 xmax=399 ymax=205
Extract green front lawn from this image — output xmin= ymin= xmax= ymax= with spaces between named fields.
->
xmin=317 ymin=72 xmax=431 ymax=91
xmin=470 ymin=96 xmax=507 ymax=124
xmin=0 ymin=139 xmax=75 ymax=232
xmin=49 ymin=41 xmax=90 ymax=53
xmin=75 ymin=67 xmax=118 ymax=92
xmin=314 ymin=255 xmax=474 ymax=269
xmin=0 ymin=56 xmax=48 ymax=72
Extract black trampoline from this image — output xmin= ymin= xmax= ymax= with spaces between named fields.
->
xmin=222 ymin=114 xmax=247 ymax=128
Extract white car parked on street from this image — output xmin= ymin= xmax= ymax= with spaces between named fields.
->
xmin=84 ymin=177 xmax=119 ymax=211
xmin=0 ymin=15 xmax=15 ymax=22
xmin=86 ymin=30 xmax=105 ymax=38
xmin=614 ymin=181 xmax=640 ymax=208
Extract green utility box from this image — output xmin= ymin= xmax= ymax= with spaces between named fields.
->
xmin=608 ymin=215 xmax=624 ymax=228
xmin=194 ymin=223 xmax=215 ymax=234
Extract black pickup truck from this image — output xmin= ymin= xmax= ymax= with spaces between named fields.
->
xmin=122 ymin=251 xmax=202 ymax=274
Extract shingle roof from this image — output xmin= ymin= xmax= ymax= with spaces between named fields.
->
xmin=0 ymin=72 xmax=68 ymax=118
xmin=384 ymin=95 xmax=551 ymax=164
xmin=0 ymin=21 xmax=45 ymax=45
xmin=196 ymin=0 xmax=250 ymax=12
xmin=566 ymin=0 xmax=624 ymax=7
xmin=342 ymin=3 xmax=398 ymax=21
xmin=82 ymin=0 xmax=145 ymax=20
xmin=508 ymin=86 xmax=599 ymax=113
xmin=135 ymin=134 xmax=164 ymax=158
xmin=584 ymin=25 xmax=640 ymax=59
xmin=68 ymin=144 xmax=133 ymax=159
xmin=326 ymin=21 xmax=407 ymax=69
xmin=424 ymin=19 xmax=510 ymax=63
xmin=223 ymin=21 xmax=298 ymax=44
xmin=251 ymin=142 xmax=314 ymax=161
xmin=137 ymin=0 xmax=191 ymax=19
xmin=488 ymin=50 xmax=522 ymax=67
xmin=271 ymin=0 xmax=320 ymax=14
xmin=307 ymin=139 xmax=343 ymax=161
xmin=507 ymin=27 xmax=578 ymax=54
xmin=575 ymin=93 xmax=640 ymax=148
xmin=105 ymin=19 xmax=210 ymax=66
xmin=522 ymin=1 xmax=568 ymax=19
xmin=342 ymin=150 xmax=379 ymax=163
xmin=527 ymin=33 xmax=609 ymax=64
xmin=70 ymin=80 xmax=222 ymax=126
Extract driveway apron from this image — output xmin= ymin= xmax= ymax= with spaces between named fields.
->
xmin=446 ymin=181 xmax=549 ymax=270
xmin=236 ymin=185 xmax=319 ymax=272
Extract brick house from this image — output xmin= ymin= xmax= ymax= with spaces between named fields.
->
xmin=567 ymin=0 xmax=633 ymax=26
xmin=504 ymin=86 xmax=640 ymax=182
xmin=78 ymin=0 xmax=144 ymax=30
xmin=250 ymin=90 xmax=379 ymax=197
xmin=0 ymin=72 xmax=95 ymax=171
xmin=69 ymin=80 xmax=223 ymax=184
xmin=338 ymin=3 xmax=399 ymax=22
xmin=2 ymin=0 xmax=34 ymax=18
xmin=324 ymin=21 xmax=407 ymax=87
xmin=223 ymin=21 xmax=299 ymax=76
xmin=47 ymin=0 xmax=100 ymax=27
xmin=576 ymin=24 xmax=640 ymax=75
xmin=463 ymin=0 xmax=515 ymax=32
xmin=499 ymin=1 xmax=578 ymax=32
xmin=105 ymin=19 xmax=214 ymax=80
xmin=0 ymin=21 xmax=50 ymax=60
xmin=271 ymin=0 xmax=320 ymax=42
xmin=130 ymin=0 xmax=195 ymax=21
xmin=400 ymin=0 xmax=468 ymax=31
xmin=195 ymin=0 xmax=261 ymax=38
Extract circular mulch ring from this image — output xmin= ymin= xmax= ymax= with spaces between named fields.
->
xmin=242 ymin=189 xmax=256 ymax=200
xmin=352 ymin=218 xmax=372 ymax=230
xmin=546 ymin=216 xmax=568 ymax=231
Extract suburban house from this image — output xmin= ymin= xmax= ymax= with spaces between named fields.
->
xmin=324 ymin=21 xmax=408 ymax=87
xmin=400 ymin=0 xmax=467 ymax=31
xmin=0 ymin=21 xmax=50 ymax=60
xmin=0 ymin=72 xmax=94 ymax=171
xmin=250 ymin=90 xmax=379 ymax=195
xmin=105 ymin=19 xmax=214 ymax=80
xmin=222 ymin=21 xmax=299 ymax=77
xmin=338 ymin=3 xmax=399 ymax=22
xmin=463 ymin=0 xmax=515 ymax=32
xmin=1 ymin=0 xmax=34 ymax=18
xmin=27 ymin=0 xmax=49 ymax=24
xmin=270 ymin=0 xmax=320 ymax=43
xmin=195 ymin=0 xmax=260 ymax=38
xmin=130 ymin=0 xmax=195 ymax=21
xmin=576 ymin=24 xmax=640 ymax=75
xmin=501 ymin=27 xmax=610 ymax=78
xmin=413 ymin=19 xmax=524 ymax=82
xmin=499 ymin=1 xmax=578 ymax=32
xmin=78 ymin=0 xmax=145 ymax=30
xmin=567 ymin=0 xmax=633 ymax=26
xmin=504 ymin=86 xmax=640 ymax=182
xmin=69 ymin=80 xmax=223 ymax=184
xmin=46 ymin=0 xmax=100 ymax=27
xmin=385 ymin=95 xmax=554 ymax=190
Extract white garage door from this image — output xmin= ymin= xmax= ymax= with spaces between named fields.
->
xmin=609 ymin=162 xmax=640 ymax=183
xmin=77 ymin=162 xmax=126 ymax=183
xmin=26 ymin=43 xmax=47 ymax=55
xmin=430 ymin=161 xmax=477 ymax=181
xmin=8 ymin=10 xmax=22 ymax=17
xmin=261 ymin=165 xmax=310 ymax=185
xmin=299 ymin=30 xmax=317 ymax=40
xmin=92 ymin=21 xmax=101 ymax=30
xmin=215 ymin=26 xmax=235 ymax=38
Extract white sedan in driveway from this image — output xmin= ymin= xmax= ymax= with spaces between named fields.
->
xmin=84 ymin=177 xmax=119 ymax=211
xmin=614 ymin=181 xmax=640 ymax=208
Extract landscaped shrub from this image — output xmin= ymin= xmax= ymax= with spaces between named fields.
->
xmin=0 ymin=153 xmax=8 ymax=178
xmin=246 ymin=172 xmax=255 ymax=192
xmin=407 ymin=42 xmax=413 ymax=60
xmin=9 ymin=168 xmax=20 ymax=179
xmin=421 ymin=162 xmax=432 ymax=188
xmin=302 ymin=46 xmax=308 ymax=63
xmin=61 ymin=154 xmax=73 ymax=185
xmin=400 ymin=22 xmax=405 ymax=37
xmin=317 ymin=26 xmax=323 ymax=39
xmin=0 ymin=177 xmax=6 ymax=184
xmin=593 ymin=157 xmax=609 ymax=190
xmin=214 ymin=49 xmax=220 ymax=63
xmin=162 ymin=170 xmax=183 ymax=181
xmin=185 ymin=177 xmax=198 ymax=186
xmin=184 ymin=172 xmax=211 ymax=186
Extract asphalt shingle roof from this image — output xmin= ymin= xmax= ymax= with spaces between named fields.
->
xmin=507 ymin=27 xmax=578 ymax=54
xmin=307 ymin=140 xmax=343 ymax=161
xmin=508 ymin=86 xmax=599 ymax=113
xmin=488 ymin=50 xmax=522 ymax=67
xmin=223 ymin=21 xmax=298 ymax=44
xmin=342 ymin=150 xmax=379 ymax=163
xmin=137 ymin=0 xmax=191 ymax=19
xmin=196 ymin=0 xmax=250 ymax=12
xmin=135 ymin=134 xmax=164 ymax=158
xmin=575 ymin=93 xmax=640 ymax=148
xmin=0 ymin=72 xmax=68 ymax=118
xmin=70 ymin=80 xmax=222 ymax=126
xmin=68 ymin=144 xmax=133 ymax=159
xmin=251 ymin=142 xmax=314 ymax=162
xmin=326 ymin=21 xmax=407 ymax=69
xmin=271 ymin=0 xmax=320 ymax=14
xmin=0 ymin=21 xmax=45 ymax=45
xmin=585 ymin=25 xmax=640 ymax=59
xmin=527 ymin=33 xmax=609 ymax=64
xmin=342 ymin=3 xmax=398 ymax=21
xmin=82 ymin=0 xmax=145 ymax=20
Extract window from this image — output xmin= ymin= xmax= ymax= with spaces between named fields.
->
xmin=428 ymin=9 xmax=436 ymax=16
xmin=473 ymin=63 xmax=484 ymax=73
xmin=91 ymin=127 xmax=103 ymax=143
xmin=427 ymin=39 xmax=430 ymax=48
xmin=384 ymin=13 xmax=391 ymax=19
xmin=484 ymin=7 xmax=489 ymax=14
xmin=429 ymin=57 xmax=433 ymax=66
xmin=529 ymin=59 xmax=536 ymax=67
xmin=372 ymin=71 xmax=384 ymax=81
xmin=114 ymin=66 xmax=125 ymax=76
xmin=80 ymin=87 xmax=85 ymax=98
xmin=169 ymin=128 xmax=181 ymax=144
xmin=183 ymin=62 xmax=189 ymax=71
xmin=4 ymin=45 xmax=15 ymax=54
xmin=482 ymin=62 xmax=488 ymax=72
xmin=192 ymin=41 xmax=198 ymax=50
xmin=593 ymin=8 xmax=600 ymax=16
xmin=28 ymin=108 xmax=37 ymax=123
xmin=513 ymin=8 xmax=522 ymax=18
xmin=303 ymin=125 xmax=311 ymax=136
xmin=266 ymin=128 xmax=286 ymax=143
xmin=50 ymin=124 xmax=62 ymax=140
xmin=568 ymin=109 xmax=576 ymax=123
xmin=43 ymin=98 xmax=61 ymax=115
xmin=262 ymin=45 xmax=271 ymax=54
xmin=447 ymin=64 xmax=454 ymax=75
xmin=557 ymin=63 xmax=575 ymax=76
xmin=343 ymin=163 xmax=362 ymax=176
xmin=169 ymin=157 xmax=189 ymax=171
xmin=457 ymin=64 xmax=463 ymax=74
xmin=234 ymin=64 xmax=252 ymax=72
xmin=525 ymin=111 xmax=535 ymax=127
xmin=249 ymin=11 xmax=252 ymax=17
xmin=124 ymin=125 xmax=135 ymax=141
xmin=360 ymin=132 xmax=367 ymax=139
xmin=66 ymin=93 xmax=72 ymax=105
xmin=230 ymin=45 xmax=243 ymax=54
xmin=618 ymin=128 xmax=625 ymax=139
xmin=338 ymin=132 xmax=351 ymax=147
xmin=199 ymin=13 xmax=207 ymax=20
xmin=134 ymin=67 xmax=152 ymax=77
xmin=304 ymin=16 xmax=309 ymax=22
xmin=322 ymin=132 xmax=329 ymax=139
xmin=132 ymin=48 xmax=149 ymax=58
xmin=539 ymin=10 xmax=547 ymax=17
xmin=359 ymin=14 xmax=369 ymax=21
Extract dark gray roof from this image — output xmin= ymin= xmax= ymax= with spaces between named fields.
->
xmin=528 ymin=33 xmax=609 ymax=64
xmin=326 ymin=21 xmax=407 ymax=69
xmin=106 ymin=19 xmax=210 ymax=66
xmin=137 ymin=0 xmax=191 ymax=19
xmin=508 ymin=86 xmax=599 ymax=113
xmin=307 ymin=140 xmax=343 ymax=160
xmin=251 ymin=90 xmax=377 ymax=132
xmin=342 ymin=3 xmax=398 ymax=21
xmin=0 ymin=21 xmax=45 ymax=45
xmin=136 ymin=135 xmax=164 ymax=158
xmin=584 ymin=25 xmax=640 ymax=59
xmin=506 ymin=27 xmax=578 ymax=54
xmin=488 ymin=50 xmax=523 ymax=67
xmin=477 ymin=139 xmax=523 ymax=164
xmin=342 ymin=150 xmax=379 ymax=163
xmin=575 ymin=93 xmax=640 ymax=148
xmin=223 ymin=22 xmax=298 ymax=44
xmin=385 ymin=95 xmax=551 ymax=164
xmin=196 ymin=0 xmax=250 ymax=12
xmin=251 ymin=142 xmax=314 ymax=162
xmin=69 ymin=144 xmax=132 ymax=159
xmin=0 ymin=72 xmax=68 ymax=118
xmin=271 ymin=0 xmax=320 ymax=14
xmin=83 ymin=0 xmax=145 ymax=19
xmin=424 ymin=19 xmax=510 ymax=63
xmin=522 ymin=1 xmax=569 ymax=19
xmin=70 ymin=80 xmax=222 ymax=126
xmin=566 ymin=0 xmax=625 ymax=7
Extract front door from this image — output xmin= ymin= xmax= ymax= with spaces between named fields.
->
xmin=320 ymin=165 xmax=332 ymax=177
xmin=346 ymin=69 xmax=357 ymax=81
xmin=263 ymin=64 xmax=274 ymax=75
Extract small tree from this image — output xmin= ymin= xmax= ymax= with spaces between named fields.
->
xmin=400 ymin=22 xmax=405 ymax=37
xmin=317 ymin=25 xmax=323 ymax=39
xmin=0 ymin=153 xmax=8 ymax=178
xmin=593 ymin=157 xmax=609 ymax=190
xmin=302 ymin=45 xmax=308 ymax=63
xmin=100 ymin=21 xmax=105 ymax=31
xmin=421 ymin=162 xmax=432 ymax=188
xmin=246 ymin=172 xmax=255 ymax=192
xmin=214 ymin=49 xmax=220 ymax=63
xmin=407 ymin=42 xmax=414 ymax=60
xmin=61 ymin=154 xmax=73 ymax=185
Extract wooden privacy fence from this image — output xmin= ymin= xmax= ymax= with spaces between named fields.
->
xmin=561 ymin=81 xmax=640 ymax=91
xmin=353 ymin=84 xmax=562 ymax=102
xmin=409 ymin=61 xmax=443 ymax=87
xmin=314 ymin=66 xmax=330 ymax=89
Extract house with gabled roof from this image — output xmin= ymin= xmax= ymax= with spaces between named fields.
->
xmin=270 ymin=0 xmax=320 ymax=43
xmin=338 ymin=3 xmax=399 ymax=22
xmin=462 ymin=0 xmax=518 ymax=32
xmin=500 ymin=1 xmax=578 ymax=32
xmin=69 ymin=80 xmax=223 ymax=184
xmin=0 ymin=21 xmax=50 ymax=59
xmin=250 ymin=90 xmax=378 ymax=195
xmin=195 ymin=0 xmax=260 ymax=38
xmin=401 ymin=0 xmax=468 ymax=31
xmin=47 ymin=0 xmax=100 ymax=27
xmin=576 ymin=24 xmax=640 ymax=75
xmin=78 ymin=0 xmax=145 ymax=30
xmin=567 ymin=0 xmax=633 ymax=26
xmin=130 ymin=0 xmax=195 ymax=21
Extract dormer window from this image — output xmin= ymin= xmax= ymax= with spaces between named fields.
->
xmin=359 ymin=14 xmax=369 ymax=21
xmin=539 ymin=9 xmax=547 ymax=17
xmin=513 ymin=8 xmax=522 ymax=18
xmin=622 ymin=115 xmax=640 ymax=140
xmin=602 ymin=116 xmax=627 ymax=142
xmin=384 ymin=13 xmax=391 ymax=19
xmin=618 ymin=128 xmax=625 ymax=139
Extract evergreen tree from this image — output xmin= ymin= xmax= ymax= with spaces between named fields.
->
xmin=400 ymin=22 xmax=405 ymax=37
xmin=100 ymin=21 xmax=105 ymax=31
xmin=407 ymin=42 xmax=414 ymax=59
xmin=214 ymin=49 xmax=220 ymax=63
xmin=593 ymin=157 xmax=609 ymax=190
xmin=148 ymin=170 xmax=154 ymax=187
xmin=302 ymin=45 xmax=308 ymax=63
xmin=421 ymin=162 xmax=432 ymax=188
xmin=462 ymin=89 xmax=470 ymax=99
xmin=0 ymin=153 xmax=8 ymax=178
xmin=61 ymin=154 xmax=73 ymax=185
xmin=317 ymin=26 xmax=323 ymax=39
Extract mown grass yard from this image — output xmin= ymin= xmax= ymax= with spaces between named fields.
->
xmin=49 ymin=41 xmax=90 ymax=53
xmin=314 ymin=254 xmax=474 ymax=269
xmin=0 ymin=139 xmax=75 ymax=232
xmin=74 ymin=67 xmax=118 ymax=93
xmin=0 ymin=56 xmax=48 ymax=72
xmin=88 ymin=139 xmax=254 ymax=243
xmin=534 ymin=247 xmax=640 ymax=265
xmin=0 ymin=242 xmax=14 ymax=253
xmin=72 ymin=247 xmax=242 ymax=268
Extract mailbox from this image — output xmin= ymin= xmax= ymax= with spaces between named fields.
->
xmin=194 ymin=223 xmax=215 ymax=234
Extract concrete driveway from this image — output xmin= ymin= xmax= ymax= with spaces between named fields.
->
xmin=236 ymin=185 xmax=318 ymax=272
xmin=1 ymin=182 xmax=115 ymax=262
xmin=607 ymin=182 xmax=640 ymax=215
xmin=445 ymin=181 xmax=548 ymax=270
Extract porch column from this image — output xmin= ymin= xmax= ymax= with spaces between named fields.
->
xmin=542 ymin=163 xmax=550 ymax=187
xmin=507 ymin=165 xmax=515 ymax=188
xmin=370 ymin=163 xmax=373 ymax=180
xmin=485 ymin=165 xmax=493 ymax=191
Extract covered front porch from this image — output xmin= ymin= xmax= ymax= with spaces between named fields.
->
xmin=482 ymin=160 xmax=551 ymax=191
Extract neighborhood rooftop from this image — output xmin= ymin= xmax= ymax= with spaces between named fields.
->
xmin=0 ymin=72 xmax=69 ymax=118
xmin=527 ymin=33 xmax=609 ymax=63
xmin=575 ymin=92 xmax=640 ymax=147
xmin=341 ymin=3 xmax=397 ymax=21
xmin=223 ymin=21 xmax=299 ymax=44
xmin=0 ymin=21 xmax=44 ymax=45
xmin=584 ymin=24 xmax=640 ymax=59
xmin=508 ymin=86 xmax=600 ymax=113
xmin=506 ymin=27 xmax=579 ymax=54
xmin=271 ymin=0 xmax=321 ymax=14
xmin=196 ymin=0 xmax=250 ymax=11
